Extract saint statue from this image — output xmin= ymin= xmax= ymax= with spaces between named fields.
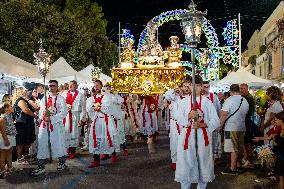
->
xmin=165 ymin=36 xmax=182 ymax=68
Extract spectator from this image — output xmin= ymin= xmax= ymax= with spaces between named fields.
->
xmin=36 ymin=84 xmax=44 ymax=100
xmin=261 ymin=86 xmax=283 ymax=144
xmin=240 ymin=83 xmax=256 ymax=168
xmin=220 ymin=84 xmax=249 ymax=175
xmin=0 ymin=102 xmax=16 ymax=178
xmin=12 ymin=87 xmax=37 ymax=164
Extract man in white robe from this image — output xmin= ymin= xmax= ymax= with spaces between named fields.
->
xmin=164 ymin=77 xmax=191 ymax=171
xmin=61 ymin=80 xmax=86 ymax=159
xmin=139 ymin=96 xmax=158 ymax=144
xmin=86 ymin=80 xmax=120 ymax=168
xmin=175 ymin=76 xmax=220 ymax=189
xmin=202 ymin=81 xmax=222 ymax=160
xmin=32 ymin=80 xmax=68 ymax=176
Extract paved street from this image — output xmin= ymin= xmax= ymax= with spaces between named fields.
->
xmin=0 ymin=129 xmax=278 ymax=189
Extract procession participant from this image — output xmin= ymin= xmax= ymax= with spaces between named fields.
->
xmin=202 ymin=81 xmax=222 ymax=161
xmin=112 ymin=92 xmax=128 ymax=156
xmin=175 ymin=75 xmax=220 ymax=189
xmin=164 ymin=75 xmax=191 ymax=171
xmin=61 ymin=80 xmax=86 ymax=159
xmin=129 ymin=94 xmax=140 ymax=140
xmin=139 ymin=95 xmax=158 ymax=144
xmin=86 ymin=80 xmax=120 ymax=168
xmin=32 ymin=80 xmax=68 ymax=176
xmin=81 ymin=87 xmax=91 ymax=151
xmin=122 ymin=94 xmax=135 ymax=142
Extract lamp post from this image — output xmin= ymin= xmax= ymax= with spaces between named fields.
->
xmin=180 ymin=0 xmax=207 ymax=171
xmin=33 ymin=39 xmax=52 ymax=161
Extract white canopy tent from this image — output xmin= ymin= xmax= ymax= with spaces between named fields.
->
xmin=216 ymin=68 xmax=273 ymax=86
xmin=0 ymin=48 xmax=41 ymax=78
xmin=78 ymin=64 xmax=112 ymax=84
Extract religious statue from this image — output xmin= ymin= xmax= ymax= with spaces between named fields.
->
xmin=120 ymin=37 xmax=136 ymax=68
xmin=138 ymin=32 xmax=164 ymax=67
xmin=165 ymin=36 xmax=182 ymax=67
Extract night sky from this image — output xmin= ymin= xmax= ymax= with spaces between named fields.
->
xmin=96 ymin=0 xmax=282 ymax=51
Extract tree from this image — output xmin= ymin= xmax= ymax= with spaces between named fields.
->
xmin=0 ymin=0 xmax=118 ymax=74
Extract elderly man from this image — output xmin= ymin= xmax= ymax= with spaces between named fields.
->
xmin=240 ymin=83 xmax=255 ymax=168
xmin=220 ymin=84 xmax=249 ymax=175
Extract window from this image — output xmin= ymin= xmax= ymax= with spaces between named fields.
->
xmin=260 ymin=66 xmax=262 ymax=76
xmin=268 ymin=54 xmax=272 ymax=74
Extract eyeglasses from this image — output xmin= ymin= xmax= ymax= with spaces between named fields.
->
xmin=49 ymin=85 xmax=56 ymax=87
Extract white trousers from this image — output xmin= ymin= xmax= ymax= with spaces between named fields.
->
xmin=181 ymin=181 xmax=207 ymax=189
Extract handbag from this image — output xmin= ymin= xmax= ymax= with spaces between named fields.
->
xmin=15 ymin=110 xmax=27 ymax=124
xmin=223 ymin=98 xmax=244 ymax=127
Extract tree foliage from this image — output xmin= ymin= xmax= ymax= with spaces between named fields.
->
xmin=0 ymin=0 xmax=118 ymax=74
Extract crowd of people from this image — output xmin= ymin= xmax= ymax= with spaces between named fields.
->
xmin=0 ymin=77 xmax=284 ymax=189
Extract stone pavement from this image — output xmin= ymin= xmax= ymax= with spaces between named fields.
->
xmin=0 ymin=130 xmax=278 ymax=189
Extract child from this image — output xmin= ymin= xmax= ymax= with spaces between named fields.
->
xmin=0 ymin=102 xmax=16 ymax=178
xmin=254 ymin=111 xmax=284 ymax=189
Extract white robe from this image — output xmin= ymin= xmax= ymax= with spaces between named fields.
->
xmin=111 ymin=94 xmax=126 ymax=145
xmin=204 ymin=93 xmax=222 ymax=158
xmin=129 ymin=96 xmax=140 ymax=133
xmin=37 ymin=95 xmax=68 ymax=159
xmin=122 ymin=95 xmax=135 ymax=137
xmin=61 ymin=90 xmax=86 ymax=147
xmin=139 ymin=97 xmax=158 ymax=136
xmin=86 ymin=94 xmax=120 ymax=154
xmin=175 ymin=95 xmax=220 ymax=184
xmin=164 ymin=89 xmax=182 ymax=163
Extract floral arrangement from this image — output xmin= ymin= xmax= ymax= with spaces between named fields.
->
xmin=67 ymin=104 xmax=72 ymax=111
xmin=47 ymin=107 xmax=56 ymax=116
xmin=150 ymin=104 xmax=156 ymax=111
xmin=254 ymin=144 xmax=274 ymax=159
xmin=94 ymin=102 xmax=101 ymax=111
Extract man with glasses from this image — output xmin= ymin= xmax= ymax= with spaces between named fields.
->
xmin=32 ymin=80 xmax=68 ymax=176
xmin=61 ymin=80 xmax=86 ymax=159
xmin=202 ymin=81 xmax=222 ymax=161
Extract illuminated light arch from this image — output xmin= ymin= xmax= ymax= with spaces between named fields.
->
xmin=137 ymin=9 xmax=219 ymax=53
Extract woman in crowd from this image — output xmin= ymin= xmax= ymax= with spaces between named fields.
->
xmin=12 ymin=87 xmax=37 ymax=164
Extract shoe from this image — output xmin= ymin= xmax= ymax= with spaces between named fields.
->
xmin=170 ymin=163 xmax=176 ymax=171
xmin=67 ymin=147 xmax=70 ymax=154
xmin=68 ymin=153 xmax=75 ymax=160
xmin=16 ymin=158 xmax=29 ymax=165
xmin=221 ymin=169 xmax=238 ymax=175
xmin=81 ymin=146 xmax=88 ymax=151
xmin=237 ymin=167 xmax=246 ymax=174
xmin=57 ymin=163 xmax=66 ymax=171
xmin=101 ymin=154 xmax=110 ymax=160
xmin=242 ymin=160 xmax=255 ymax=169
xmin=88 ymin=161 xmax=100 ymax=168
xmin=31 ymin=167 xmax=45 ymax=176
xmin=111 ymin=155 xmax=118 ymax=163
xmin=123 ymin=149 xmax=129 ymax=156
xmin=143 ymin=140 xmax=147 ymax=145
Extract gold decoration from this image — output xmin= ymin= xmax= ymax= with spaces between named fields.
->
xmin=112 ymin=67 xmax=185 ymax=96
xmin=165 ymin=36 xmax=182 ymax=67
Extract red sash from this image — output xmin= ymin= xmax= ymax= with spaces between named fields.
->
xmin=123 ymin=96 xmax=131 ymax=119
xmin=142 ymin=96 xmax=156 ymax=128
xmin=63 ymin=90 xmax=79 ymax=133
xmin=92 ymin=95 xmax=113 ymax=148
xmin=38 ymin=95 xmax=58 ymax=132
xmin=207 ymin=93 xmax=214 ymax=103
xmin=184 ymin=95 xmax=209 ymax=150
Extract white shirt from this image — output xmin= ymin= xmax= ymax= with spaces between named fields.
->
xmin=264 ymin=101 xmax=283 ymax=134
xmin=222 ymin=95 xmax=249 ymax=131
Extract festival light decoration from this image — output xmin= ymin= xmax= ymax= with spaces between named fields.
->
xmin=222 ymin=19 xmax=239 ymax=46
xmin=137 ymin=10 xmax=218 ymax=53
